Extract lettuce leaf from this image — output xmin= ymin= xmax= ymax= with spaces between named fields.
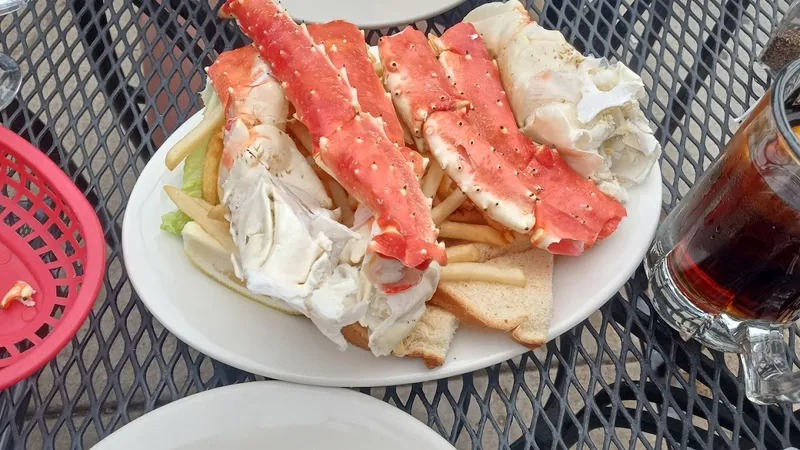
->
xmin=160 ymin=137 xmax=209 ymax=235
xmin=160 ymin=210 xmax=193 ymax=234
xmin=181 ymin=139 xmax=208 ymax=197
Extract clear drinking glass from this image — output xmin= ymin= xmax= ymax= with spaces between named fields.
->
xmin=0 ymin=0 xmax=26 ymax=110
xmin=645 ymin=59 xmax=800 ymax=404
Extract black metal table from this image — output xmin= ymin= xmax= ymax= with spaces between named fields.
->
xmin=2 ymin=0 xmax=799 ymax=448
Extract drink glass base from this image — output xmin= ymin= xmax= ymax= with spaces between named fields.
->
xmin=645 ymin=245 xmax=739 ymax=353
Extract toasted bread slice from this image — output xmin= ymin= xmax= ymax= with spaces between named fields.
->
xmin=393 ymin=305 xmax=459 ymax=368
xmin=431 ymin=248 xmax=553 ymax=334
xmin=341 ymin=306 xmax=459 ymax=368
xmin=341 ymin=322 xmax=371 ymax=351
xmin=511 ymin=303 xmax=552 ymax=348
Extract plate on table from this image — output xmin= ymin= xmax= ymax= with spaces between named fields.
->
xmin=279 ymin=0 xmax=464 ymax=28
xmin=122 ymin=110 xmax=662 ymax=387
xmin=91 ymin=381 xmax=455 ymax=450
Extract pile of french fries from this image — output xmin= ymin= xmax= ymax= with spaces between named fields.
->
xmin=164 ymin=107 xmax=527 ymax=290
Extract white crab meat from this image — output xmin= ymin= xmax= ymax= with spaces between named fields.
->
xmin=465 ymin=0 xmax=661 ymax=201
xmin=224 ymin=151 xmax=366 ymax=349
xmin=223 ymin=120 xmax=332 ymax=209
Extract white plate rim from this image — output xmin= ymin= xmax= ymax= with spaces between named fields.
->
xmin=91 ymin=380 xmax=455 ymax=449
xmin=122 ymin=109 xmax=662 ymax=387
xmin=281 ymin=0 xmax=466 ymax=29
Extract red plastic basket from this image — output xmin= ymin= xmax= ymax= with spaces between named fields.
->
xmin=0 ymin=126 xmax=104 ymax=390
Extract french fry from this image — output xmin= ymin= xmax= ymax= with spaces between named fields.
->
xmin=420 ymin=161 xmax=444 ymax=198
xmin=287 ymin=120 xmax=313 ymax=154
xmin=446 ymin=244 xmax=481 ymax=263
xmin=201 ymin=132 xmax=224 ymax=205
xmin=326 ymin=179 xmax=353 ymax=227
xmin=166 ymin=107 xmax=225 ymax=171
xmin=439 ymin=221 xmax=508 ymax=247
xmin=164 ymin=185 xmax=237 ymax=254
xmin=440 ymin=263 xmax=526 ymax=287
xmin=432 ymin=189 xmax=467 ymax=224
xmin=447 ymin=209 xmax=487 ymax=225
xmin=208 ymin=204 xmax=230 ymax=221
xmin=437 ymin=176 xmax=454 ymax=199
xmin=347 ymin=193 xmax=358 ymax=210
xmin=367 ymin=43 xmax=384 ymax=78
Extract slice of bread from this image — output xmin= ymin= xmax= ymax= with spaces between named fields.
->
xmin=392 ymin=305 xmax=459 ymax=368
xmin=341 ymin=305 xmax=459 ymax=368
xmin=431 ymin=248 xmax=553 ymax=335
xmin=341 ymin=322 xmax=371 ymax=350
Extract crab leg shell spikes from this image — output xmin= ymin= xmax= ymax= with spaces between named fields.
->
xmin=307 ymin=21 xmax=425 ymax=178
xmin=434 ymin=22 xmax=626 ymax=254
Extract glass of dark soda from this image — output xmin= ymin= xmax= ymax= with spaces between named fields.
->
xmin=646 ymin=59 xmax=800 ymax=404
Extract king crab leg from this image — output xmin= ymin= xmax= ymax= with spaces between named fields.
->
xmin=206 ymin=45 xmax=330 ymax=210
xmin=430 ymin=22 xmax=627 ymax=254
xmin=306 ymin=20 xmax=425 ymax=177
xmin=378 ymin=27 xmax=537 ymax=235
xmin=222 ymin=0 xmax=445 ymax=271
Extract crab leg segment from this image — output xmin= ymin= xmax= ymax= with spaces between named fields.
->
xmin=379 ymin=27 xmax=536 ymax=234
xmin=432 ymin=22 xmax=626 ymax=254
xmin=207 ymin=45 xmax=288 ymax=131
xmin=306 ymin=21 xmax=425 ymax=177
xmin=225 ymin=0 xmax=357 ymax=140
xmin=424 ymin=112 xmax=537 ymax=232
xmin=377 ymin=27 xmax=470 ymax=150
xmin=223 ymin=0 xmax=445 ymax=268
xmin=307 ymin=21 xmax=403 ymax=144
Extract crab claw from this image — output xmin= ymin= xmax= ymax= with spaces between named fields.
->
xmin=1 ymin=281 xmax=36 ymax=309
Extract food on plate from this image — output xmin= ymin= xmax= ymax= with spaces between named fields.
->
xmin=378 ymin=25 xmax=627 ymax=256
xmin=164 ymin=186 xmax=236 ymax=253
xmin=207 ymin=204 xmax=229 ymax=221
xmin=157 ymin=0 xmax=653 ymax=368
xmin=438 ymin=221 xmax=508 ymax=247
xmin=464 ymin=1 xmax=661 ymax=201
xmin=201 ymin=131 xmax=224 ymax=205
xmin=165 ymin=107 xmax=224 ymax=171
xmin=1 ymin=281 xmax=36 ymax=309
xmin=420 ymin=162 xmax=445 ymax=198
xmin=379 ymin=28 xmax=538 ymax=235
xmin=445 ymin=244 xmax=481 ymax=264
xmin=182 ymin=222 xmax=299 ymax=314
xmin=440 ymin=262 xmax=526 ymax=287
xmin=447 ymin=209 xmax=487 ymax=225
xmin=431 ymin=189 xmax=467 ymax=224
xmin=433 ymin=22 xmax=628 ymax=255
xmin=342 ymin=305 xmax=459 ymax=368
xmin=432 ymin=248 xmax=553 ymax=346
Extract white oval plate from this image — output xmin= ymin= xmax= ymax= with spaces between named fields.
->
xmin=281 ymin=0 xmax=464 ymax=29
xmin=91 ymin=381 xmax=455 ymax=450
xmin=122 ymin=110 xmax=662 ymax=387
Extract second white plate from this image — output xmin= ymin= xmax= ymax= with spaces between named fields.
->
xmin=280 ymin=0 xmax=464 ymax=29
xmin=92 ymin=381 xmax=455 ymax=450
xmin=122 ymin=110 xmax=662 ymax=387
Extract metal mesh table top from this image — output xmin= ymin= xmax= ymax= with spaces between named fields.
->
xmin=1 ymin=0 xmax=798 ymax=448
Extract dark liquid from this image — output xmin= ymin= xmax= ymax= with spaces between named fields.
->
xmin=667 ymin=94 xmax=800 ymax=322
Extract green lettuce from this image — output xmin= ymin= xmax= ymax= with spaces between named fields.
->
xmin=160 ymin=136 xmax=209 ymax=235
xmin=160 ymin=210 xmax=193 ymax=234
